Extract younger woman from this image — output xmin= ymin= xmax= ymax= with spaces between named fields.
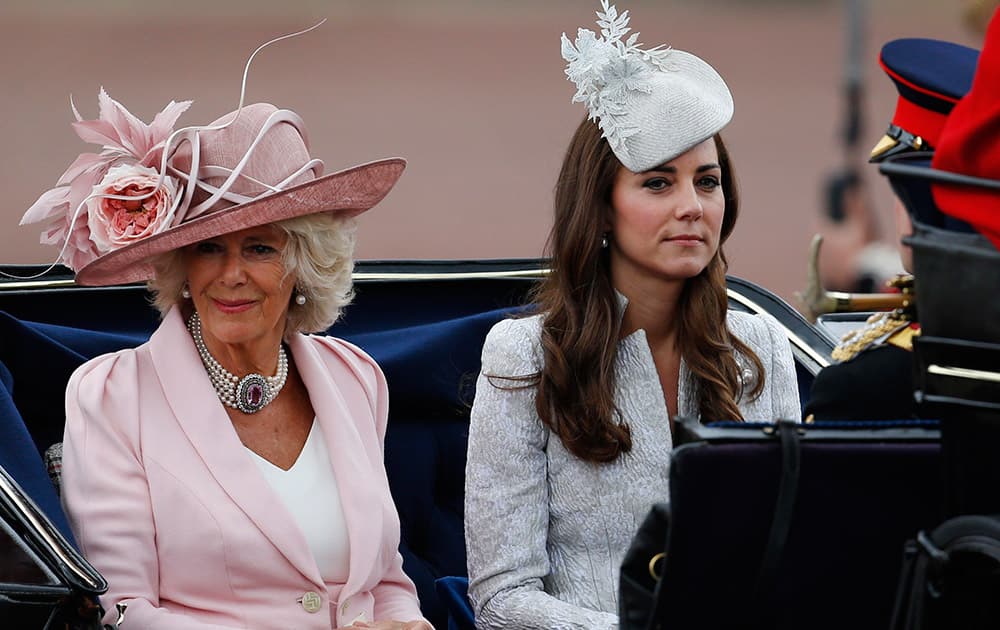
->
xmin=464 ymin=2 xmax=801 ymax=627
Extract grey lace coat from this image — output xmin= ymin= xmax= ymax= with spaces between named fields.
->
xmin=464 ymin=308 xmax=801 ymax=629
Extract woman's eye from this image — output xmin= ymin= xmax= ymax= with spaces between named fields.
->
xmin=194 ymin=241 xmax=222 ymax=254
xmin=247 ymin=244 xmax=278 ymax=256
xmin=643 ymin=178 xmax=669 ymax=191
xmin=698 ymin=176 xmax=721 ymax=191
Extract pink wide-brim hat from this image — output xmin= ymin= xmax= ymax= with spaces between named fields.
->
xmin=73 ymin=103 xmax=405 ymax=286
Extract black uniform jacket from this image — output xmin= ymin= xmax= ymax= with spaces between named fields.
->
xmin=805 ymin=344 xmax=917 ymax=422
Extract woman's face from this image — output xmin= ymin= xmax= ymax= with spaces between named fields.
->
xmin=183 ymin=224 xmax=294 ymax=350
xmin=608 ymin=138 xmax=726 ymax=286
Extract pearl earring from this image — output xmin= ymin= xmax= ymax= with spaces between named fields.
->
xmin=601 ymin=233 xmax=610 ymax=249
xmin=295 ymin=293 xmax=307 ymax=306
xmin=181 ymin=285 xmax=191 ymax=299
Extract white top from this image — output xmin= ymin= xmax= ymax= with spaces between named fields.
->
xmin=248 ymin=421 xmax=351 ymax=583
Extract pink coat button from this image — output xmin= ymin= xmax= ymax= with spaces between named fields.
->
xmin=298 ymin=591 xmax=322 ymax=613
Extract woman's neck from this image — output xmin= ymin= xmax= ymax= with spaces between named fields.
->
xmin=210 ymin=340 xmax=282 ymax=377
xmin=615 ymin=274 xmax=685 ymax=345
xmin=200 ymin=325 xmax=284 ymax=377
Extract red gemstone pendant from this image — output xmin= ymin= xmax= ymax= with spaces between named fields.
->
xmin=236 ymin=374 xmax=270 ymax=414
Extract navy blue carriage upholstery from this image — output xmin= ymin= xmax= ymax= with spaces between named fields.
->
xmin=0 ymin=264 xmax=825 ymax=628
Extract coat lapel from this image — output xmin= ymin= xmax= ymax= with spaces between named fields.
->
xmin=146 ymin=309 xmax=323 ymax=587
xmin=289 ymin=334 xmax=383 ymax=596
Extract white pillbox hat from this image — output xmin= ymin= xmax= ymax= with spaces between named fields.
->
xmin=562 ymin=1 xmax=734 ymax=173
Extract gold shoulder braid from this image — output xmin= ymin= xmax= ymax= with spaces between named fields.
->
xmin=831 ymin=275 xmax=916 ymax=362
xmin=886 ymin=324 xmax=920 ymax=351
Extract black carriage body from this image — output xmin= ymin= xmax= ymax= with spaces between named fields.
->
xmin=649 ymin=418 xmax=942 ymax=630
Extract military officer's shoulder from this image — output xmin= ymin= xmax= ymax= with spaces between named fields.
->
xmin=831 ymin=311 xmax=919 ymax=362
xmin=830 ymin=275 xmax=917 ymax=362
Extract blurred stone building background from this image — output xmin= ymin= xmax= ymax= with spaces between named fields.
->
xmin=0 ymin=0 xmax=985 ymax=306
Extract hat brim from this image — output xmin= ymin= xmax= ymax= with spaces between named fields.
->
xmin=74 ymin=157 xmax=406 ymax=287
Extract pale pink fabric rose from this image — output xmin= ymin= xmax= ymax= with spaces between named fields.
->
xmin=86 ymin=165 xmax=180 ymax=253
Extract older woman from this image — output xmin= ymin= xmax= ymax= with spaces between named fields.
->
xmin=21 ymin=87 xmax=430 ymax=629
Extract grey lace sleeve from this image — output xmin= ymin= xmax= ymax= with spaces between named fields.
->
xmin=464 ymin=319 xmax=619 ymax=630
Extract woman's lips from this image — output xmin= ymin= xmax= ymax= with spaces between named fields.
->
xmin=666 ymin=234 xmax=703 ymax=246
xmin=212 ymin=298 xmax=256 ymax=314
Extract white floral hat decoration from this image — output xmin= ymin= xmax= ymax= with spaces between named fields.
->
xmin=562 ymin=0 xmax=734 ymax=172
xmin=18 ymin=23 xmax=405 ymax=287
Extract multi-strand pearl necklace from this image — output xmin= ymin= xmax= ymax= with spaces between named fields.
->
xmin=186 ymin=312 xmax=288 ymax=414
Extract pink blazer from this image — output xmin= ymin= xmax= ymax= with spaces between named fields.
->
xmin=61 ymin=308 xmax=425 ymax=629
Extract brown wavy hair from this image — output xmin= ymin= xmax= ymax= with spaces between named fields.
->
xmin=530 ymin=118 xmax=765 ymax=463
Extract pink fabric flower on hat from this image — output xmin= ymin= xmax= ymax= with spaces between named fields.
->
xmin=87 ymin=165 xmax=180 ymax=253
xmin=20 ymin=88 xmax=191 ymax=270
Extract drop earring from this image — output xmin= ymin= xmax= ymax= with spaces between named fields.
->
xmin=601 ymin=233 xmax=610 ymax=249
xmin=295 ymin=293 xmax=307 ymax=305
xmin=181 ymin=285 xmax=191 ymax=299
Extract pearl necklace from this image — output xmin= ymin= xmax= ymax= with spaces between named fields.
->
xmin=186 ymin=312 xmax=288 ymax=414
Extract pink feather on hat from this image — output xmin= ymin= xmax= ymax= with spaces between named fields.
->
xmin=20 ymin=89 xmax=191 ymax=271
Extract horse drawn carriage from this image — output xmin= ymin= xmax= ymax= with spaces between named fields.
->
xmin=0 ymin=256 xmax=994 ymax=629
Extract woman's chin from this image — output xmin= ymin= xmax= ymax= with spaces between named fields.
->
xmin=653 ymin=260 xmax=710 ymax=282
xmin=200 ymin=317 xmax=262 ymax=347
